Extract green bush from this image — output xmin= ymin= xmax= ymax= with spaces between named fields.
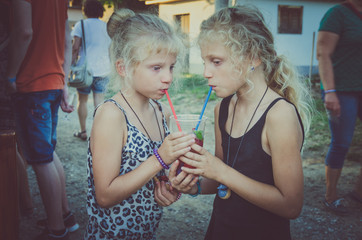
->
xmin=170 ymin=74 xmax=217 ymax=100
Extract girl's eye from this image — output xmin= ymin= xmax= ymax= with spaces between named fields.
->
xmin=213 ymin=60 xmax=221 ymax=65
xmin=153 ymin=66 xmax=161 ymax=71
xmin=170 ymin=65 xmax=175 ymax=72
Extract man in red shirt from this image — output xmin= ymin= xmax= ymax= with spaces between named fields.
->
xmin=6 ymin=0 xmax=78 ymax=239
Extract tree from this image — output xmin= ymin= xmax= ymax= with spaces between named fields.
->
xmin=99 ymin=0 xmax=152 ymax=11
xmin=99 ymin=0 xmax=123 ymax=9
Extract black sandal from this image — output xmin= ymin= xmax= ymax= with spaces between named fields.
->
xmin=322 ymin=198 xmax=348 ymax=215
xmin=73 ymin=130 xmax=87 ymax=141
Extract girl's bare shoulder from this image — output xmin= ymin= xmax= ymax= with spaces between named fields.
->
xmin=266 ymin=99 xmax=300 ymax=128
xmin=93 ymin=100 xmax=126 ymax=125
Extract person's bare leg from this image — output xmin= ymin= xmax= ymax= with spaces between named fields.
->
xmin=93 ymin=92 xmax=104 ymax=109
xmin=325 ymin=166 xmax=342 ymax=202
xmin=77 ymin=92 xmax=89 ymax=137
xmin=32 ymin=159 xmax=65 ymax=231
xmin=53 ymin=152 xmax=70 ymax=215
xmin=16 ymin=149 xmax=33 ymax=216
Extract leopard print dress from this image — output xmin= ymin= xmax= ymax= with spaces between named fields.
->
xmin=84 ymin=99 xmax=169 ymax=240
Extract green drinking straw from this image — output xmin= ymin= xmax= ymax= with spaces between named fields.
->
xmin=195 ymin=86 xmax=212 ymax=130
xmin=165 ymin=90 xmax=182 ymax=131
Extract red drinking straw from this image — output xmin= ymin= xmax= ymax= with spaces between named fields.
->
xmin=165 ymin=90 xmax=182 ymax=131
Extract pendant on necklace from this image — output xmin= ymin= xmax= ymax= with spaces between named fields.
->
xmin=217 ymin=184 xmax=231 ymax=199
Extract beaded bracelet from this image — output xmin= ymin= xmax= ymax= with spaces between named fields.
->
xmin=324 ymin=89 xmax=336 ymax=94
xmin=153 ymin=148 xmax=169 ymax=170
xmin=189 ymin=179 xmax=201 ymax=197
xmin=176 ymin=192 xmax=182 ymax=201
xmin=8 ymin=77 xmax=16 ymax=83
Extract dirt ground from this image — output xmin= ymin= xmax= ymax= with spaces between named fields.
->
xmin=18 ymin=88 xmax=362 ymax=240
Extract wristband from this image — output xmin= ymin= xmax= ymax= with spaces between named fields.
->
xmin=176 ymin=192 xmax=182 ymax=201
xmin=8 ymin=77 xmax=16 ymax=83
xmin=153 ymin=148 xmax=169 ymax=170
xmin=324 ymin=89 xmax=336 ymax=94
xmin=189 ymin=179 xmax=201 ymax=197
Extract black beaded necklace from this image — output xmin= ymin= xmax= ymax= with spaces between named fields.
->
xmin=120 ymin=92 xmax=164 ymax=147
xmin=218 ymin=86 xmax=268 ymax=200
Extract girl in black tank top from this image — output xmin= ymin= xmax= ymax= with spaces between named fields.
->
xmin=168 ymin=5 xmax=313 ymax=240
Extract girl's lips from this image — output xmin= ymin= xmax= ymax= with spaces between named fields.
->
xmin=209 ymin=85 xmax=216 ymax=89
xmin=161 ymin=89 xmax=168 ymax=93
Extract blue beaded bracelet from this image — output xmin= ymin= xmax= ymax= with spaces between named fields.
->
xmin=324 ymin=89 xmax=336 ymax=94
xmin=189 ymin=179 xmax=201 ymax=197
xmin=153 ymin=148 xmax=169 ymax=170
xmin=8 ymin=77 xmax=16 ymax=83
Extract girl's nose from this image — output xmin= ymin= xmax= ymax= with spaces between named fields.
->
xmin=162 ymin=70 xmax=173 ymax=83
xmin=203 ymin=65 xmax=212 ymax=79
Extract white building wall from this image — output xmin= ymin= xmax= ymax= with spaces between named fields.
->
xmin=237 ymin=0 xmax=338 ymax=75
xmin=157 ymin=0 xmax=339 ymax=75
xmin=68 ymin=8 xmax=84 ymax=26
xmin=158 ymin=1 xmax=214 ymax=74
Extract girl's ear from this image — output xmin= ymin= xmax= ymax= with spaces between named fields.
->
xmin=116 ymin=60 xmax=126 ymax=77
xmin=252 ymin=58 xmax=262 ymax=68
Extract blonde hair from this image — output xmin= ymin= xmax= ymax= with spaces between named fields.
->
xmin=106 ymin=9 xmax=186 ymax=90
xmin=198 ymin=5 xmax=313 ymax=134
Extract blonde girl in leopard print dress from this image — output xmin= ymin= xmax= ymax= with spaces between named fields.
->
xmin=84 ymin=9 xmax=195 ymax=240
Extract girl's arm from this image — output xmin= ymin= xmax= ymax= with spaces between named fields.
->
xmin=91 ymin=102 xmax=194 ymax=208
xmin=154 ymin=104 xmax=185 ymax=205
xmin=181 ymin=101 xmax=304 ymax=219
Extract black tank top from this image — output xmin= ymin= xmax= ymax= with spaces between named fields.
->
xmin=205 ymin=95 xmax=304 ymax=240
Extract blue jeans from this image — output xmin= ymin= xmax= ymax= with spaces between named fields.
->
xmin=322 ymin=91 xmax=362 ymax=168
xmin=77 ymin=76 xmax=109 ymax=95
xmin=12 ymin=90 xmax=62 ymax=164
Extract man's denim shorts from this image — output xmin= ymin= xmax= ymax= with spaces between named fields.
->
xmin=77 ymin=76 xmax=109 ymax=95
xmin=12 ymin=90 xmax=62 ymax=165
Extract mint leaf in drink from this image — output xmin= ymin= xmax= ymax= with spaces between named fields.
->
xmin=193 ymin=130 xmax=203 ymax=140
